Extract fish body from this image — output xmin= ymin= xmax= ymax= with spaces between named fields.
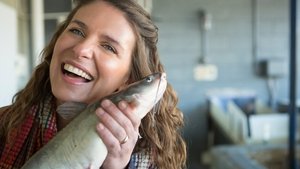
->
xmin=21 ymin=72 xmax=167 ymax=169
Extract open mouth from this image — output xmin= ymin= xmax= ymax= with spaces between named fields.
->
xmin=61 ymin=63 xmax=93 ymax=82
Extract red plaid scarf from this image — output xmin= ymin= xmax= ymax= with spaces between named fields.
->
xmin=0 ymin=96 xmax=57 ymax=169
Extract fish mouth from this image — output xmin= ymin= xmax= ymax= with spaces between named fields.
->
xmin=156 ymin=72 xmax=167 ymax=99
xmin=61 ymin=63 xmax=94 ymax=82
xmin=161 ymin=72 xmax=167 ymax=81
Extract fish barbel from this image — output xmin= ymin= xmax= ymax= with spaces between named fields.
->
xmin=21 ymin=72 xmax=167 ymax=169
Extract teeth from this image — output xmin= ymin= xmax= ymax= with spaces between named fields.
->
xmin=64 ymin=64 xmax=92 ymax=81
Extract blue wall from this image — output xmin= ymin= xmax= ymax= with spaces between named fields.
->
xmin=152 ymin=0 xmax=293 ymax=168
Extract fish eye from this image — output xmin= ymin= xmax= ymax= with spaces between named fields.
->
xmin=146 ymin=76 xmax=152 ymax=82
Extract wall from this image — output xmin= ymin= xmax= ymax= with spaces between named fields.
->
xmin=0 ymin=2 xmax=18 ymax=106
xmin=0 ymin=0 xmax=30 ymax=106
xmin=152 ymin=0 xmax=290 ymax=168
xmin=0 ymin=0 xmax=15 ymax=7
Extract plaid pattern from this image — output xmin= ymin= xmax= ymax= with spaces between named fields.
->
xmin=129 ymin=149 xmax=157 ymax=169
xmin=0 ymin=97 xmax=57 ymax=169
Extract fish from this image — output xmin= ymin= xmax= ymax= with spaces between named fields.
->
xmin=21 ymin=72 xmax=167 ymax=169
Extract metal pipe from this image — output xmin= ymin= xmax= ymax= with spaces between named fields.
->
xmin=251 ymin=0 xmax=258 ymax=71
xmin=30 ymin=0 xmax=44 ymax=68
xmin=288 ymin=0 xmax=298 ymax=168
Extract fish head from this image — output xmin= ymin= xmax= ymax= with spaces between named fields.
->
xmin=124 ymin=72 xmax=167 ymax=119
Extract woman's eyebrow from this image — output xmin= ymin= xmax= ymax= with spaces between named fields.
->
xmin=100 ymin=34 xmax=122 ymax=48
xmin=70 ymin=19 xmax=87 ymax=29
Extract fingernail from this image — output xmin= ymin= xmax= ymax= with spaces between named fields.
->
xmin=101 ymin=99 xmax=111 ymax=107
xmin=97 ymin=123 xmax=104 ymax=130
xmin=119 ymin=101 xmax=127 ymax=110
xmin=96 ymin=108 xmax=105 ymax=116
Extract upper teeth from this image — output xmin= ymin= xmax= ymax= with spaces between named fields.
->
xmin=64 ymin=64 xmax=92 ymax=81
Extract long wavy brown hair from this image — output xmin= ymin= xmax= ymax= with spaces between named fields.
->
xmin=0 ymin=0 xmax=186 ymax=168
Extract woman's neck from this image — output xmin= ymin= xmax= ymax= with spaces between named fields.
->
xmin=56 ymin=114 xmax=71 ymax=131
xmin=56 ymin=101 xmax=87 ymax=131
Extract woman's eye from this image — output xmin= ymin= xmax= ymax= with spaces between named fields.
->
xmin=69 ymin=28 xmax=85 ymax=37
xmin=102 ymin=44 xmax=117 ymax=54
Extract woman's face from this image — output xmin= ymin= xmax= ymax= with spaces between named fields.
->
xmin=50 ymin=1 xmax=135 ymax=105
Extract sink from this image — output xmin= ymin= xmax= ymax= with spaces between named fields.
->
xmin=210 ymin=144 xmax=300 ymax=169
xmin=249 ymin=148 xmax=300 ymax=169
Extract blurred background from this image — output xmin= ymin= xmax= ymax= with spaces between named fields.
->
xmin=0 ymin=0 xmax=299 ymax=168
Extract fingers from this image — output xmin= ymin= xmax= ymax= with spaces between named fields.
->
xmin=96 ymin=122 xmax=120 ymax=149
xmin=95 ymin=99 xmax=142 ymax=168
xmin=118 ymin=101 xmax=141 ymax=132
xmin=95 ymin=99 xmax=140 ymax=146
xmin=96 ymin=104 xmax=127 ymax=143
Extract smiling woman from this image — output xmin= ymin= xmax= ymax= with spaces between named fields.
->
xmin=0 ymin=0 xmax=186 ymax=169
xmin=50 ymin=1 xmax=135 ymax=105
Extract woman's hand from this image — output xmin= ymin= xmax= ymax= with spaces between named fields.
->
xmin=95 ymin=99 xmax=141 ymax=169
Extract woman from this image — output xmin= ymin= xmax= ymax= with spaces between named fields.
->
xmin=0 ymin=0 xmax=186 ymax=168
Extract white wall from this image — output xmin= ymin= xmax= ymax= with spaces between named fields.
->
xmin=0 ymin=2 xmax=18 ymax=106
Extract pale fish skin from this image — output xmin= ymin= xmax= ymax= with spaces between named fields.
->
xmin=21 ymin=72 xmax=167 ymax=169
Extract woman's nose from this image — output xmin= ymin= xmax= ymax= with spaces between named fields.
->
xmin=72 ymin=39 xmax=95 ymax=59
